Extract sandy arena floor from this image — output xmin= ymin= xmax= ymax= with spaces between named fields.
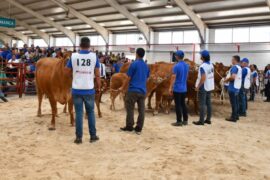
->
xmin=0 ymin=93 xmax=270 ymax=180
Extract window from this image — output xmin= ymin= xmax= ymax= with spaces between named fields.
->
xmin=233 ymin=28 xmax=249 ymax=43
xmin=158 ymin=32 xmax=172 ymax=44
xmin=33 ymin=39 xmax=47 ymax=47
xmin=215 ymin=28 xmax=233 ymax=43
xmin=87 ymin=35 xmax=106 ymax=46
xmin=183 ymin=30 xmax=200 ymax=43
xmin=115 ymin=33 xmax=146 ymax=45
xmin=172 ymin=31 xmax=183 ymax=44
xmin=17 ymin=40 xmax=24 ymax=48
xmin=55 ymin=37 xmax=73 ymax=47
xmin=250 ymin=26 xmax=270 ymax=42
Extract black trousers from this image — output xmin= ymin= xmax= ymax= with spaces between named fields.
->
xmin=173 ymin=92 xmax=188 ymax=122
xmin=125 ymin=92 xmax=145 ymax=130
xmin=265 ymin=82 xmax=270 ymax=101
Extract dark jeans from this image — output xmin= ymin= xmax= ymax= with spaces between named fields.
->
xmin=173 ymin=92 xmax=188 ymax=122
xmin=125 ymin=92 xmax=145 ymax=130
xmin=229 ymin=91 xmax=239 ymax=120
xmin=265 ymin=82 xmax=270 ymax=101
xmin=249 ymin=84 xmax=256 ymax=101
xmin=198 ymin=89 xmax=212 ymax=122
xmin=238 ymin=87 xmax=248 ymax=115
xmin=73 ymin=94 xmax=96 ymax=138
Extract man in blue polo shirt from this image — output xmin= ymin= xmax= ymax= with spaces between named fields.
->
xmin=66 ymin=37 xmax=101 ymax=144
xmin=120 ymin=48 xmax=149 ymax=134
xmin=264 ymin=64 xmax=270 ymax=102
xmin=238 ymin=58 xmax=251 ymax=117
xmin=224 ymin=55 xmax=242 ymax=122
xmin=193 ymin=50 xmax=215 ymax=126
xmin=169 ymin=50 xmax=189 ymax=126
xmin=249 ymin=64 xmax=259 ymax=101
xmin=113 ymin=59 xmax=123 ymax=73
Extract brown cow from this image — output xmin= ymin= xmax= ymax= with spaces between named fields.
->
xmin=110 ymin=73 xmax=129 ymax=110
xmin=120 ymin=62 xmax=131 ymax=73
xmin=36 ymin=55 xmax=74 ymax=130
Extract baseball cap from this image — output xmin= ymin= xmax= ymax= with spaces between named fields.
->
xmin=200 ymin=50 xmax=210 ymax=58
xmin=175 ymin=50 xmax=185 ymax=58
xmin=241 ymin=58 xmax=249 ymax=64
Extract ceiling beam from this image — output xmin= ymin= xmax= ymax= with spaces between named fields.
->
xmin=0 ymin=32 xmax=12 ymax=44
xmin=0 ymin=27 xmax=28 ymax=43
xmin=104 ymin=0 xmax=151 ymax=43
xmin=174 ymin=0 xmax=208 ymax=43
xmin=1 ymin=12 xmax=50 ymax=46
xmin=5 ymin=0 xmax=76 ymax=45
xmin=267 ymin=0 xmax=270 ymax=9
xmin=50 ymin=0 xmax=110 ymax=44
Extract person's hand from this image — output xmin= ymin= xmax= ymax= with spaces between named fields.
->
xmin=224 ymin=79 xmax=229 ymax=83
xmin=118 ymin=87 xmax=124 ymax=93
xmin=96 ymin=88 xmax=101 ymax=94
xmin=195 ymin=87 xmax=199 ymax=92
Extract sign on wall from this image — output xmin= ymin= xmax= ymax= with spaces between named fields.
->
xmin=0 ymin=17 xmax=16 ymax=28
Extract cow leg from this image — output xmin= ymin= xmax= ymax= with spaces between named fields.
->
xmin=68 ymin=99 xmax=74 ymax=126
xmin=37 ymin=92 xmax=43 ymax=117
xmin=48 ymin=97 xmax=57 ymax=130
xmin=63 ymin=103 xmax=67 ymax=113
xmin=194 ymin=96 xmax=199 ymax=115
xmin=110 ymin=91 xmax=118 ymax=110
xmin=147 ymin=90 xmax=155 ymax=109
xmin=95 ymin=93 xmax=102 ymax=118
xmin=153 ymin=92 xmax=162 ymax=116
xmin=165 ymin=98 xmax=173 ymax=114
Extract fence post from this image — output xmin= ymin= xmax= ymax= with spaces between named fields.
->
xmin=18 ymin=63 xmax=24 ymax=98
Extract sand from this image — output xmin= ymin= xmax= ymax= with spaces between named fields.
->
xmin=0 ymin=93 xmax=270 ymax=180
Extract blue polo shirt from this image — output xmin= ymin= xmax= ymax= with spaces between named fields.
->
xmin=113 ymin=63 xmax=123 ymax=73
xmin=1 ymin=50 xmax=10 ymax=59
xmin=173 ymin=61 xmax=189 ymax=93
xmin=241 ymin=67 xmax=248 ymax=85
xmin=252 ymin=71 xmax=258 ymax=78
xmin=66 ymin=50 xmax=100 ymax=95
xmin=228 ymin=65 xmax=239 ymax=93
xmin=127 ymin=59 xmax=149 ymax=95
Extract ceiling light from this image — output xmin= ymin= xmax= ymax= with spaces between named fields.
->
xmin=165 ymin=0 xmax=173 ymax=8
xmin=66 ymin=26 xmax=72 ymax=30
xmin=40 ymin=29 xmax=46 ymax=32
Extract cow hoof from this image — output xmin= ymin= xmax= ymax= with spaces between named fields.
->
xmin=153 ymin=111 xmax=158 ymax=116
xmin=37 ymin=114 xmax=42 ymax=117
xmin=48 ymin=127 xmax=56 ymax=131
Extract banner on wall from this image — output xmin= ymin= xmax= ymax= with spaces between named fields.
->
xmin=0 ymin=17 xmax=16 ymax=28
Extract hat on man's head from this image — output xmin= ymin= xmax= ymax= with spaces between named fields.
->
xmin=200 ymin=50 xmax=210 ymax=58
xmin=175 ymin=50 xmax=185 ymax=58
xmin=241 ymin=58 xmax=249 ymax=64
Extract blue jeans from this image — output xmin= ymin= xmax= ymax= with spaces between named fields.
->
xmin=238 ymin=87 xmax=247 ymax=115
xmin=73 ymin=94 xmax=96 ymax=138
xmin=198 ymin=89 xmax=212 ymax=122
xmin=229 ymin=91 xmax=239 ymax=120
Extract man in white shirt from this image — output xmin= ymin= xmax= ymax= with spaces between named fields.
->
xmin=7 ymin=54 xmax=20 ymax=85
xmin=99 ymin=56 xmax=106 ymax=79
xmin=193 ymin=50 xmax=215 ymax=125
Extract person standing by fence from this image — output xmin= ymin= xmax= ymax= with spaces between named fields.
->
xmin=264 ymin=64 xmax=270 ymax=102
xmin=249 ymin=64 xmax=259 ymax=101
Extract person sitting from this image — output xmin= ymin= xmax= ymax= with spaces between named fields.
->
xmin=6 ymin=54 xmax=20 ymax=85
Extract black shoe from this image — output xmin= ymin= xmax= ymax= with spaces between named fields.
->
xmin=204 ymin=120 xmax=211 ymax=124
xmin=236 ymin=117 xmax=239 ymax=120
xmin=120 ymin=127 xmax=133 ymax=132
xmin=134 ymin=126 xmax=142 ymax=135
xmin=74 ymin=137 xmax=82 ymax=144
xmin=225 ymin=118 xmax=237 ymax=122
xmin=0 ymin=97 xmax=8 ymax=102
xmin=239 ymin=114 xmax=246 ymax=117
xmin=193 ymin=121 xmax=204 ymax=126
xmin=182 ymin=121 xmax=188 ymax=126
xmin=264 ymin=100 xmax=270 ymax=102
xmin=90 ymin=136 xmax=99 ymax=143
xmin=171 ymin=122 xmax=182 ymax=127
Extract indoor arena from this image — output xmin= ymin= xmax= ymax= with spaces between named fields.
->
xmin=0 ymin=0 xmax=270 ymax=180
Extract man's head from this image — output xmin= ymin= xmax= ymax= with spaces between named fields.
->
xmin=99 ymin=56 xmax=105 ymax=63
xmin=200 ymin=50 xmax=210 ymax=62
xmin=80 ymin=37 xmax=90 ymax=49
xmin=232 ymin=55 xmax=240 ymax=65
xmin=136 ymin=48 xmax=145 ymax=59
xmin=241 ymin=58 xmax=249 ymax=67
xmin=268 ymin=64 xmax=270 ymax=70
xmin=175 ymin=50 xmax=184 ymax=61
xmin=12 ymin=54 xmax=16 ymax=60
xmin=250 ymin=64 xmax=257 ymax=71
